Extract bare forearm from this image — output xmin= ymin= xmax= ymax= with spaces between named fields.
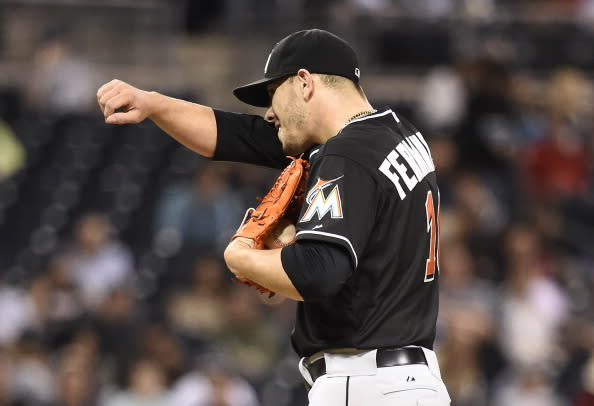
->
xmin=97 ymin=80 xmax=218 ymax=158
xmin=147 ymin=92 xmax=217 ymax=158
xmin=224 ymin=242 xmax=303 ymax=301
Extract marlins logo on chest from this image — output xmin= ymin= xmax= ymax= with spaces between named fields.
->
xmin=300 ymin=176 xmax=344 ymax=222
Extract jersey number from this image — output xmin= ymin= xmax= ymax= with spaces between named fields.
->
xmin=424 ymin=191 xmax=440 ymax=282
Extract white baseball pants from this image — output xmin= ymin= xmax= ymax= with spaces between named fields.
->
xmin=299 ymin=347 xmax=450 ymax=406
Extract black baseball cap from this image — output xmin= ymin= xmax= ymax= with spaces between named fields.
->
xmin=233 ymin=29 xmax=361 ymax=107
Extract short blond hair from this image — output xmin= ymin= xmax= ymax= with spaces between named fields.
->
xmin=290 ymin=73 xmax=364 ymax=97
xmin=317 ymin=74 xmax=366 ymax=100
xmin=317 ymin=74 xmax=352 ymax=89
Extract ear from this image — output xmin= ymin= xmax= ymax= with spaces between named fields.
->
xmin=295 ymin=69 xmax=314 ymax=102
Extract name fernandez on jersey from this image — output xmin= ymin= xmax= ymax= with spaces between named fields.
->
xmin=379 ymin=121 xmax=435 ymax=200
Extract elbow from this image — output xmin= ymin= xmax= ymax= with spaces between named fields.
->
xmin=224 ymin=242 xmax=250 ymax=278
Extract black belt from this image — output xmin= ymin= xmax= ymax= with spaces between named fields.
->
xmin=305 ymin=347 xmax=427 ymax=383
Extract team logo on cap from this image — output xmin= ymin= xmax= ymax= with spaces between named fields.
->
xmin=264 ymin=52 xmax=272 ymax=74
xmin=300 ymin=176 xmax=344 ymax=222
xmin=355 ymin=68 xmax=360 ymax=78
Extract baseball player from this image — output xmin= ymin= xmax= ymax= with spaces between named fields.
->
xmin=98 ymin=29 xmax=450 ymax=406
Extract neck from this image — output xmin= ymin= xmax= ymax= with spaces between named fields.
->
xmin=345 ymin=108 xmax=378 ymax=124
xmin=313 ymin=97 xmax=374 ymax=144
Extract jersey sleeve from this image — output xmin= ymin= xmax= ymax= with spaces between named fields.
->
xmin=212 ymin=109 xmax=291 ymax=169
xmin=295 ymin=154 xmax=377 ymax=268
xmin=281 ymin=240 xmax=354 ymax=302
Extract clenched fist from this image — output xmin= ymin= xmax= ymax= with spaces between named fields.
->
xmin=96 ymin=79 xmax=156 ymax=125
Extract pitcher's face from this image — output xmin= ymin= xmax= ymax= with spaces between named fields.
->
xmin=265 ymin=77 xmax=311 ymax=156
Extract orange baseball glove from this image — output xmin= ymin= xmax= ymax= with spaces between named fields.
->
xmin=231 ymin=155 xmax=310 ymax=296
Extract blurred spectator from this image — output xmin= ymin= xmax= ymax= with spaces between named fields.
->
xmin=454 ymin=58 xmax=517 ymax=173
xmin=417 ymin=66 xmax=467 ymax=133
xmin=0 ymin=119 xmax=25 ymax=180
xmin=509 ymin=73 xmax=549 ymax=146
xmin=104 ymin=358 xmax=171 ymax=406
xmin=522 ymin=118 xmax=592 ymax=200
xmin=450 ymin=172 xmax=509 ymax=277
xmin=166 ymin=256 xmax=229 ymax=347
xmin=24 ymin=26 xmax=97 ymax=116
xmin=63 ymin=213 xmax=135 ymax=311
xmin=139 ymin=323 xmax=186 ymax=383
xmin=0 ymin=279 xmax=38 ymax=347
xmin=427 ymin=136 xmax=459 ymax=208
xmin=93 ymin=287 xmax=145 ymax=388
xmin=55 ymin=351 xmax=98 ymax=406
xmin=548 ymin=68 xmax=593 ymax=130
xmin=218 ymin=286 xmax=283 ymax=382
xmin=438 ymin=314 xmax=491 ymax=406
xmin=0 ymin=350 xmax=16 ymax=406
xmin=452 ymin=172 xmax=508 ymax=237
xmin=63 ymin=329 xmax=101 ymax=386
xmin=555 ymin=317 xmax=594 ymax=403
xmin=29 ymin=255 xmax=85 ymax=349
xmin=155 ymin=164 xmax=243 ymax=255
xmin=169 ymin=351 xmax=258 ymax=406
xmin=438 ymin=238 xmax=500 ymax=406
xmin=53 ymin=329 xmax=101 ymax=406
xmin=574 ymin=353 xmax=594 ymax=405
xmin=495 ymin=367 xmax=563 ymax=406
xmin=521 ymin=68 xmax=593 ymax=201
xmin=499 ymin=224 xmax=569 ymax=369
xmin=439 ymin=238 xmax=498 ymax=326
xmin=12 ymin=332 xmax=55 ymax=405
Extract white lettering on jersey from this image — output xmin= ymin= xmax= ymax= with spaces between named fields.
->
xmin=379 ymin=153 xmax=406 ymax=199
xmin=409 ymin=132 xmax=435 ymax=173
xmin=379 ymin=133 xmax=435 ymax=200
xmin=399 ymin=139 xmax=428 ymax=180
xmin=300 ymin=176 xmax=344 ymax=223
xmin=388 ymin=149 xmax=418 ymax=191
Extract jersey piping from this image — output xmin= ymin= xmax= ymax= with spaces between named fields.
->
xmin=296 ymin=230 xmax=358 ymax=267
xmin=309 ymin=148 xmax=321 ymax=159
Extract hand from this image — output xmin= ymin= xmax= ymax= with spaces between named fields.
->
xmin=96 ymin=79 xmax=155 ymax=125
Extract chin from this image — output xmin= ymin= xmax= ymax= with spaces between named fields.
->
xmin=280 ymin=138 xmax=299 ymax=155
xmin=281 ymin=145 xmax=297 ymax=156
xmin=280 ymin=130 xmax=309 ymax=156
xmin=283 ymin=145 xmax=308 ymax=157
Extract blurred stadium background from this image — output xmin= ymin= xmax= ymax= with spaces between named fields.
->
xmin=0 ymin=1 xmax=593 ymax=405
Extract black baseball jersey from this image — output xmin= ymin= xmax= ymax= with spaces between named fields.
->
xmin=213 ymin=108 xmax=441 ymax=357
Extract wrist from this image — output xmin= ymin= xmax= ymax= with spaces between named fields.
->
xmin=145 ymin=91 xmax=162 ymax=119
